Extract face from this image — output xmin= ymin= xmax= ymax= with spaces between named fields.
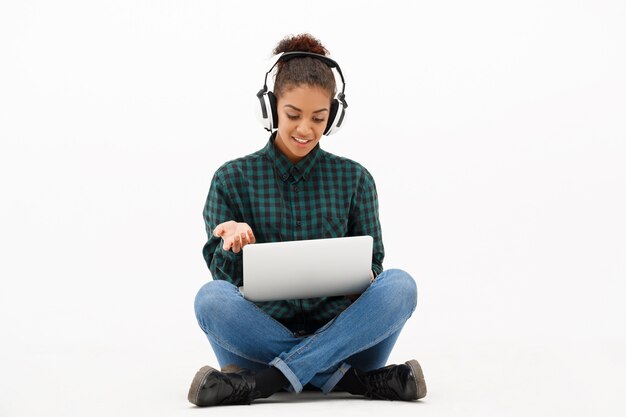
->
xmin=274 ymin=85 xmax=332 ymax=164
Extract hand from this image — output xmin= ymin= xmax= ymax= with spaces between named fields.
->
xmin=213 ymin=221 xmax=256 ymax=253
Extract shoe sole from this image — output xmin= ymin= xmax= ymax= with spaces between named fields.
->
xmin=187 ymin=365 xmax=218 ymax=405
xmin=406 ymin=360 xmax=427 ymax=400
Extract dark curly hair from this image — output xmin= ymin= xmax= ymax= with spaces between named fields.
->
xmin=272 ymin=33 xmax=336 ymax=99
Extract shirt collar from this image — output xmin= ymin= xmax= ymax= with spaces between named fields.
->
xmin=264 ymin=131 xmax=321 ymax=183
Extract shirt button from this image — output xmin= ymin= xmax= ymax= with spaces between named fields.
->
xmin=294 ymin=186 xmax=299 ymax=192
xmin=296 ymin=220 xmax=302 ymax=227
xmin=282 ymin=174 xmax=288 ymax=181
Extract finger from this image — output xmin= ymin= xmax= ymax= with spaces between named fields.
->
xmin=247 ymin=229 xmax=256 ymax=244
xmin=232 ymin=235 xmax=242 ymax=253
xmin=240 ymin=232 xmax=248 ymax=247
xmin=215 ymin=220 xmax=236 ymax=237
xmin=222 ymin=237 xmax=232 ymax=251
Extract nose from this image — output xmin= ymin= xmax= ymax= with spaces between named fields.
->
xmin=296 ymin=120 xmax=313 ymax=137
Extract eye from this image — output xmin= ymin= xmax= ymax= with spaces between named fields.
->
xmin=286 ymin=114 xmax=299 ymax=120
xmin=313 ymin=118 xmax=326 ymax=124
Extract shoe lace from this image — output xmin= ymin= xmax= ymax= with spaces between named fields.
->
xmin=363 ymin=367 xmax=402 ymax=400
xmin=222 ymin=376 xmax=256 ymax=405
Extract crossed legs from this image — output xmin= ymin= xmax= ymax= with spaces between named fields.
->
xmin=194 ymin=268 xmax=417 ymax=393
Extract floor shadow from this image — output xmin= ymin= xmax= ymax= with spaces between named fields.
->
xmin=254 ymin=391 xmax=367 ymax=405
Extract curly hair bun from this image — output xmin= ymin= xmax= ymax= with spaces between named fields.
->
xmin=273 ymin=33 xmax=329 ymax=56
xmin=271 ymin=33 xmax=336 ymax=100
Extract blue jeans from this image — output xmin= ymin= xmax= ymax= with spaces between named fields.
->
xmin=194 ymin=268 xmax=417 ymax=394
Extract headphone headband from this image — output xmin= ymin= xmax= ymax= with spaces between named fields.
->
xmin=261 ymin=52 xmax=347 ymax=100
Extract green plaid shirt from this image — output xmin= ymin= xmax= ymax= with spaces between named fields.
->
xmin=202 ymin=132 xmax=384 ymax=330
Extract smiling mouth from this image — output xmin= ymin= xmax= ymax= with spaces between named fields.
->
xmin=292 ymin=136 xmax=312 ymax=144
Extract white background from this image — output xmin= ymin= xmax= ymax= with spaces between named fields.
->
xmin=1 ymin=1 xmax=625 ymax=416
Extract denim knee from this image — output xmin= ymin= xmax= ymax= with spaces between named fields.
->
xmin=194 ymin=280 xmax=237 ymax=332
xmin=379 ymin=268 xmax=418 ymax=316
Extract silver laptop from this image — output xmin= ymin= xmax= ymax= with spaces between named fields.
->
xmin=241 ymin=235 xmax=373 ymax=302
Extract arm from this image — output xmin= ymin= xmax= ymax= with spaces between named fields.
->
xmin=202 ymin=171 xmax=245 ymax=286
xmin=348 ymin=168 xmax=385 ymax=279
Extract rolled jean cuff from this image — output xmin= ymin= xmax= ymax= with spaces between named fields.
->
xmin=321 ymin=362 xmax=352 ymax=394
xmin=269 ymin=357 xmax=303 ymax=393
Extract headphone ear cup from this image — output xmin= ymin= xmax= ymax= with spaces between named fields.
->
xmin=267 ymin=91 xmax=278 ymax=130
xmin=324 ymin=99 xmax=339 ymax=135
xmin=256 ymin=89 xmax=280 ymax=131
xmin=256 ymin=88 xmax=271 ymax=131
xmin=324 ymin=98 xmax=346 ymax=136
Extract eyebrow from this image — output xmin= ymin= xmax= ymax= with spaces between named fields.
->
xmin=283 ymin=104 xmax=328 ymax=113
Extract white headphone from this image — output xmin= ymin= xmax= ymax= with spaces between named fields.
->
xmin=256 ymin=51 xmax=348 ymax=136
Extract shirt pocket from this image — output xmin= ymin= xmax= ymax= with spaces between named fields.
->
xmin=322 ymin=216 xmax=348 ymax=239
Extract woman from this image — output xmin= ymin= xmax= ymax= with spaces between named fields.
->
xmin=188 ymin=33 xmax=427 ymax=406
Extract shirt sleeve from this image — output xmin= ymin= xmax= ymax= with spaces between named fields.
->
xmin=348 ymin=168 xmax=385 ymax=278
xmin=202 ymin=170 xmax=244 ymax=286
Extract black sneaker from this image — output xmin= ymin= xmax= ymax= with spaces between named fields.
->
xmin=187 ymin=365 xmax=262 ymax=406
xmin=357 ymin=359 xmax=427 ymax=401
